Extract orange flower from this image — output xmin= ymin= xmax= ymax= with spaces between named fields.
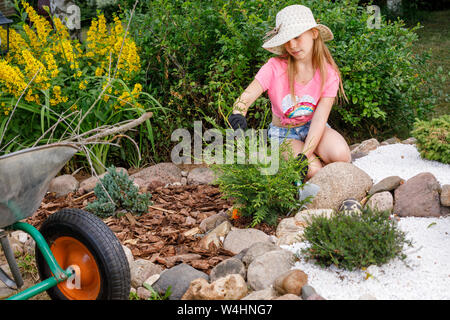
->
xmin=231 ymin=208 xmax=241 ymax=220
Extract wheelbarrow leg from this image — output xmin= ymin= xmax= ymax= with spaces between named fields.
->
xmin=0 ymin=230 xmax=24 ymax=289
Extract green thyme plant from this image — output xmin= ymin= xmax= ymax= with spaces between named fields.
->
xmin=411 ymin=114 xmax=450 ymax=164
xmin=86 ymin=166 xmax=152 ymax=218
xmin=298 ymin=208 xmax=413 ymax=271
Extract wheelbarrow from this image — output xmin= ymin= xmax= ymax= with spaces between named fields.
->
xmin=0 ymin=144 xmax=131 ymax=300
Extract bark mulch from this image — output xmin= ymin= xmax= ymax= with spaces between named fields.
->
xmin=26 ymin=184 xmax=277 ymax=275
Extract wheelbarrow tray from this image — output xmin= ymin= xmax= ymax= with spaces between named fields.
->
xmin=0 ymin=144 xmax=78 ymax=228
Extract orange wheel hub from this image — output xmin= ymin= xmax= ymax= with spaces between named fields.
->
xmin=50 ymin=236 xmax=101 ymax=300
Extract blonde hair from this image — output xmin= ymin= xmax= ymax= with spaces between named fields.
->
xmin=282 ymin=28 xmax=348 ymax=105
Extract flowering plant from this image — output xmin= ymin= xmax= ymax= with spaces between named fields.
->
xmin=0 ymin=1 xmax=164 ymax=172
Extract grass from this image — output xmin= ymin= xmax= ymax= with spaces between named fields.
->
xmin=408 ymin=10 xmax=450 ymax=118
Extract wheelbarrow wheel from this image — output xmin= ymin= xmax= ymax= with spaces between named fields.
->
xmin=35 ymin=208 xmax=130 ymax=300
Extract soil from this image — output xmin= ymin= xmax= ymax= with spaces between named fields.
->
xmin=25 ymin=183 xmax=278 ymax=275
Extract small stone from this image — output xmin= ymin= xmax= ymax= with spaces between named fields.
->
xmin=369 ymin=176 xmax=405 ymax=195
xmin=210 ymin=258 xmax=246 ymax=282
xmin=301 ymin=285 xmax=317 ymax=300
xmin=181 ymin=274 xmax=247 ymax=300
xmin=48 ymin=174 xmax=79 ymax=197
xmin=441 ymin=185 xmax=450 ymax=207
xmin=273 ymin=269 xmax=308 ymax=296
xmin=401 ymin=137 xmax=417 ymax=145
xmin=131 ymin=259 xmax=163 ymax=288
xmin=144 ymin=274 xmax=160 ymax=288
xmin=365 ymin=191 xmax=394 ymax=213
xmin=137 ymin=286 xmax=152 ymax=300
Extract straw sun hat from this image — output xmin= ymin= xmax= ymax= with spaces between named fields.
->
xmin=262 ymin=5 xmax=334 ymax=55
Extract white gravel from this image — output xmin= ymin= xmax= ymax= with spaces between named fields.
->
xmin=352 ymin=143 xmax=450 ymax=185
xmin=281 ymin=143 xmax=450 ymax=300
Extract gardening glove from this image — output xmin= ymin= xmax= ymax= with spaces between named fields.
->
xmin=294 ymin=152 xmax=309 ymax=184
xmin=228 ymin=113 xmax=247 ymax=130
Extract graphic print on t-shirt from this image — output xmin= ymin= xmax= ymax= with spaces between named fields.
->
xmin=281 ymin=94 xmax=317 ymax=119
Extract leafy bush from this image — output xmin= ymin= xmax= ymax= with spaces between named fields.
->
xmin=86 ymin=166 xmax=152 ymax=218
xmin=124 ymin=0 xmax=443 ymax=160
xmin=0 ymin=2 xmax=164 ymax=171
xmin=411 ymin=114 xmax=450 ymax=164
xmin=299 ymin=208 xmax=412 ymax=271
xmin=211 ymin=139 xmax=310 ymax=227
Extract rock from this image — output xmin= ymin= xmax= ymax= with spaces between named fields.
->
xmin=306 ymin=293 xmax=326 ymax=300
xmin=198 ymin=233 xmax=221 ymax=250
xmin=273 ymin=294 xmax=302 ymax=300
xmin=181 ymin=274 xmax=247 ymax=300
xmin=122 ymin=245 xmax=134 ymax=269
xmin=223 ymin=229 xmax=272 ymax=255
xmin=131 ymin=177 xmax=147 ymax=191
xmin=199 ymin=213 xmax=228 ymax=233
xmin=184 ymin=216 xmax=197 ymax=226
xmin=349 ymin=143 xmax=360 ymax=151
xmin=380 ymin=137 xmax=401 ymax=145
xmin=48 ymin=174 xmax=79 ymax=197
xmin=351 ymin=138 xmax=380 ymax=154
xmin=365 ymin=191 xmax=394 ymax=213
xmin=441 ymin=185 xmax=450 ymax=207
xmin=210 ymin=258 xmax=246 ymax=282
xmin=401 ymin=137 xmax=417 ymax=145
xmin=209 ymin=221 xmax=232 ymax=238
xmin=394 ymin=172 xmax=442 ymax=217
xmin=351 ymin=151 xmax=369 ymax=162
xmin=241 ymin=242 xmax=281 ymax=266
xmin=273 ymin=269 xmax=308 ymax=296
xmin=276 ymin=218 xmax=304 ymax=239
xmin=137 ymin=286 xmax=152 ymax=300
xmin=241 ymin=287 xmax=279 ymax=300
xmin=295 ymin=209 xmax=335 ymax=223
xmin=0 ymin=286 xmax=14 ymax=299
xmin=307 ymin=162 xmax=373 ymax=211
xmin=152 ymin=263 xmax=209 ymax=300
xmin=369 ymin=176 xmax=405 ymax=195
xmin=78 ymin=167 xmax=128 ymax=194
xmin=130 ymin=259 xmax=163 ymax=288
xmin=247 ymin=250 xmax=295 ymax=291
xmin=301 ymin=284 xmax=317 ymax=300
xmin=144 ymin=274 xmax=160 ymax=288
xmin=130 ymin=163 xmax=182 ymax=189
xmin=187 ymin=167 xmax=218 ymax=185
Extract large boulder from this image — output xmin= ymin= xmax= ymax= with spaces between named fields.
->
xmin=394 ymin=172 xmax=442 ymax=217
xmin=307 ymin=162 xmax=373 ymax=211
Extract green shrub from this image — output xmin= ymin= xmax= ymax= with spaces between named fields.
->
xmin=124 ymin=0 xmax=443 ymax=161
xmin=211 ymin=140 xmax=310 ymax=227
xmin=411 ymin=114 xmax=450 ymax=164
xmin=299 ymin=208 xmax=412 ymax=271
xmin=86 ymin=166 xmax=152 ymax=218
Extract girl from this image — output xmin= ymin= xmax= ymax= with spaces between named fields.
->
xmin=228 ymin=5 xmax=357 ymax=209
xmin=229 ymin=4 xmax=351 ymax=180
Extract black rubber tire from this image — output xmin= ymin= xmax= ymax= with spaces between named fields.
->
xmin=35 ymin=208 xmax=130 ymax=300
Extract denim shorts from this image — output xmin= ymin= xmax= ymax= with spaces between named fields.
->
xmin=268 ymin=121 xmax=331 ymax=145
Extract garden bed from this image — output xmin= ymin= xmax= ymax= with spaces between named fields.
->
xmin=26 ymin=183 xmax=277 ymax=275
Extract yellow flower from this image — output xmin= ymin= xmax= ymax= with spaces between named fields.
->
xmin=79 ymin=80 xmax=88 ymax=90
xmin=0 ymin=60 xmax=28 ymax=98
xmin=22 ymin=0 xmax=52 ymax=44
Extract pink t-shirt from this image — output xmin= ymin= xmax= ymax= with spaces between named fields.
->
xmin=255 ymin=57 xmax=340 ymax=126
